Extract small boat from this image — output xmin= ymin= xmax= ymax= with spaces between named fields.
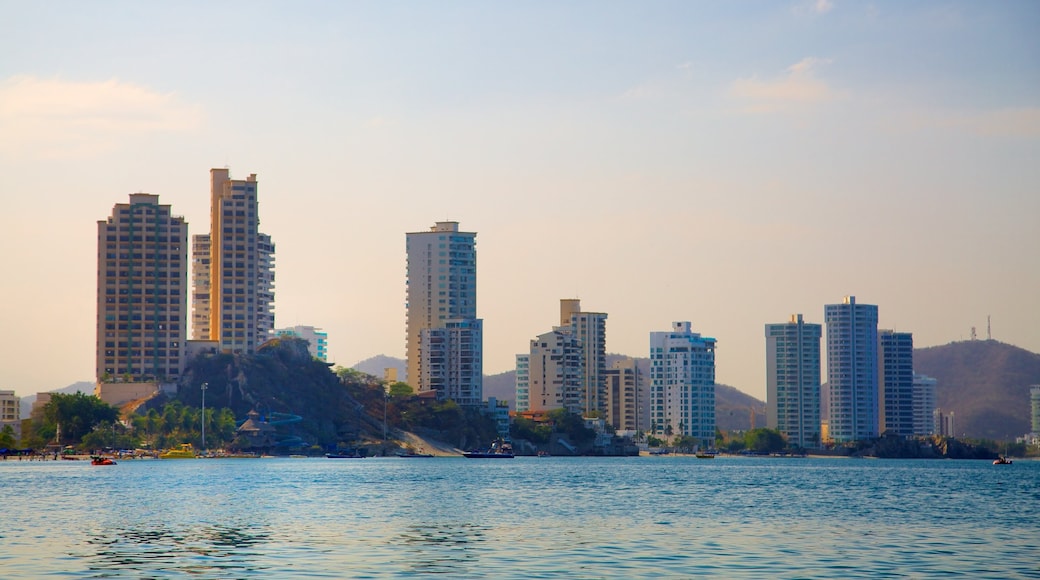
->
xmin=463 ymin=440 xmax=514 ymax=459
xmin=695 ymin=450 xmax=717 ymax=459
xmin=159 ymin=444 xmax=196 ymax=459
xmin=994 ymin=456 xmax=1013 ymax=465
xmin=325 ymin=450 xmax=365 ymax=459
xmin=536 ymin=450 xmax=551 ymax=457
xmin=395 ymin=451 xmax=432 ymax=459
xmin=90 ymin=456 xmax=116 ymax=466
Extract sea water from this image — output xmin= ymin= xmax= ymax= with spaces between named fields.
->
xmin=0 ymin=456 xmax=1037 ymax=578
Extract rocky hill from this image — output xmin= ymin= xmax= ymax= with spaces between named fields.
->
xmin=914 ymin=340 xmax=1040 ymax=439
xmin=174 ymin=337 xmax=382 ymax=447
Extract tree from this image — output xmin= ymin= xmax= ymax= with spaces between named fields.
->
xmin=672 ymin=435 xmax=699 ymax=453
xmin=0 ymin=424 xmax=15 ymax=448
xmin=42 ymin=393 xmax=120 ymax=444
xmin=744 ymin=428 xmax=786 ymax=453
xmin=388 ymin=382 xmax=414 ymax=398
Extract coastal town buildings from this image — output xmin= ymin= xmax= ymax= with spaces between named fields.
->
xmin=649 ymin=322 xmax=717 ymax=448
xmin=275 ymin=325 xmax=329 ymax=361
xmin=879 ymin=330 xmax=915 ymax=436
xmin=824 ymin=296 xmax=880 ymax=443
xmin=191 ymin=168 xmax=276 ymax=354
xmin=405 ymin=221 xmax=481 ymax=403
xmin=96 ymin=194 xmax=188 ymax=384
xmin=765 ymin=314 xmax=822 ymax=449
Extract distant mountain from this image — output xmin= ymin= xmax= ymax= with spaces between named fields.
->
xmin=351 ymin=355 xmax=406 ymax=381
xmin=483 ymin=370 xmax=517 ymax=407
xmin=19 ymin=381 xmax=94 ymax=419
xmin=914 ymin=340 xmax=1040 ymax=439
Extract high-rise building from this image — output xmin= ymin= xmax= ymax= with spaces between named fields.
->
xmin=765 ymin=314 xmax=822 ymax=449
xmin=420 ymin=318 xmax=483 ymax=406
xmin=559 ymin=299 xmax=607 ymax=415
xmin=516 ymin=329 xmax=582 ymax=413
xmin=879 ymin=330 xmax=915 ymax=436
xmin=604 ymin=357 xmax=643 ymax=432
xmin=275 ymin=325 xmax=329 ymax=361
xmin=649 ymin=322 xmax=716 ymax=447
xmin=405 ymin=221 xmax=480 ymax=400
xmin=97 ymin=194 xmax=188 ymax=382
xmin=824 ymin=296 xmax=879 ymax=443
xmin=912 ymin=373 xmax=937 ymax=436
xmin=191 ymin=169 xmax=275 ymax=354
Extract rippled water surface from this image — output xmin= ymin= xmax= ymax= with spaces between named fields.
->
xmin=1 ymin=456 xmax=1037 ymax=578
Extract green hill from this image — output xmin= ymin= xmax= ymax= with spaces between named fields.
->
xmin=914 ymin=340 xmax=1040 ymax=439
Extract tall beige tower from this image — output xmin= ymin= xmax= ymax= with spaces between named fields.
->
xmin=96 ymin=194 xmax=188 ymax=382
xmin=191 ymin=169 xmax=275 ymax=354
xmin=405 ymin=221 xmax=478 ymax=395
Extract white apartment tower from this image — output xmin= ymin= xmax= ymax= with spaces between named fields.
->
xmin=420 ymin=318 xmax=483 ymax=406
xmin=649 ymin=322 xmax=716 ymax=447
xmin=765 ymin=314 xmax=822 ymax=449
xmin=191 ymin=169 xmax=276 ymax=354
xmin=879 ymin=330 xmax=915 ymax=436
xmin=912 ymin=373 xmax=937 ymax=436
xmin=824 ymin=296 xmax=879 ymax=443
xmin=405 ymin=221 xmax=480 ymax=399
xmin=97 ymin=194 xmax=188 ymax=382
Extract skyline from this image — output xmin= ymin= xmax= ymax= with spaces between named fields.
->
xmin=2 ymin=2 xmax=1038 ymax=400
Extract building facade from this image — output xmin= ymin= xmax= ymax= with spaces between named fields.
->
xmin=275 ymin=325 xmax=329 ymax=361
xmin=765 ymin=314 xmax=822 ymax=449
xmin=879 ymin=330 xmax=915 ymax=436
xmin=96 ymin=194 xmax=188 ymax=383
xmin=419 ymin=318 xmax=483 ymax=406
xmin=934 ymin=409 xmax=955 ymax=437
xmin=912 ymin=373 xmax=937 ymax=436
xmin=824 ymin=296 xmax=879 ymax=443
xmin=1 ymin=389 xmax=19 ymax=423
xmin=559 ymin=299 xmax=607 ymax=416
xmin=405 ymin=221 xmax=479 ymax=400
xmin=191 ymin=168 xmax=275 ymax=354
xmin=649 ymin=322 xmax=716 ymax=447
xmin=1031 ymin=385 xmax=1040 ymax=435
xmin=604 ymin=357 xmax=643 ymax=432
xmin=516 ymin=329 xmax=582 ymax=414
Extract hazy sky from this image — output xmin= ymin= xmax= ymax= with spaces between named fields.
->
xmin=2 ymin=1 xmax=1038 ymax=401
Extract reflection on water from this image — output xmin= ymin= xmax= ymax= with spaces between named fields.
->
xmin=81 ymin=523 xmax=272 ymax=575
xmin=395 ymin=522 xmax=488 ymax=575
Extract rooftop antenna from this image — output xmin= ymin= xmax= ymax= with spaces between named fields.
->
xmin=987 ymin=315 xmax=991 ymax=341
xmin=970 ymin=327 xmax=977 ymax=341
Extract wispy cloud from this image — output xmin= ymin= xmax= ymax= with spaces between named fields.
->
xmin=729 ymin=57 xmax=839 ymax=112
xmin=0 ymin=76 xmax=202 ymax=159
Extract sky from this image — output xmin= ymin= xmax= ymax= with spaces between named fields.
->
xmin=1 ymin=1 xmax=1038 ymax=401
